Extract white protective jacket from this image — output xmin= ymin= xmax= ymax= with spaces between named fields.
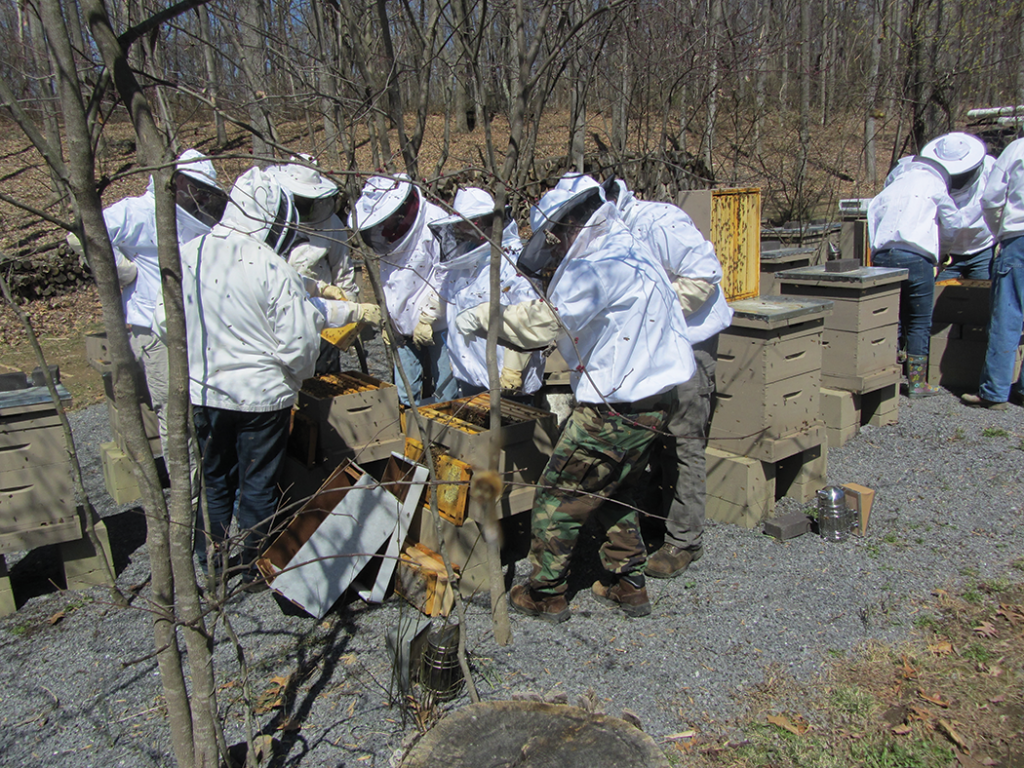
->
xmin=869 ymin=159 xmax=961 ymax=263
xmin=982 ymin=137 xmax=1024 ymax=241
xmin=439 ymin=220 xmax=544 ymax=393
xmin=460 ymin=202 xmax=695 ymax=404
xmin=615 ymin=182 xmax=733 ymax=344
xmin=887 ymin=155 xmax=995 ymax=256
xmin=103 ymin=179 xmax=212 ymax=329
xmin=376 ymin=193 xmax=449 ymax=337
xmin=288 ymin=213 xmax=360 ymax=299
xmin=170 ymin=225 xmax=357 ymax=413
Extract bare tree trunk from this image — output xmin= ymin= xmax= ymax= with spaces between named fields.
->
xmin=703 ymin=0 xmax=721 ymax=174
xmin=798 ymin=0 xmax=811 ymax=215
xmin=196 ymin=4 xmax=227 ymax=146
xmin=38 ymin=2 xmax=199 ymax=765
xmin=866 ymin=0 xmax=883 ymax=184
xmin=236 ymin=0 xmax=278 ymax=162
xmin=754 ymin=0 xmax=767 ymax=158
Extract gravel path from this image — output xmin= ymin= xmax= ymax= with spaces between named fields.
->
xmin=1 ymin=386 xmax=1022 ymax=767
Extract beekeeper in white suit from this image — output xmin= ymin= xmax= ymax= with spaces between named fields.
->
xmin=159 ymin=167 xmax=381 ymax=584
xmin=349 ymin=173 xmax=458 ymax=405
xmin=67 ymin=149 xmax=227 ymax=515
xmin=604 ymin=177 xmax=732 ymax=579
xmin=430 ymin=187 xmax=543 ymax=397
xmin=269 ymin=154 xmax=360 ymax=374
xmin=456 ymin=174 xmax=695 ymax=623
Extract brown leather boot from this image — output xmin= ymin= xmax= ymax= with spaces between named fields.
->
xmin=592 ymin=574 xmax=651 ymax=617
xmin=906 ymin=355 xmax=941 ymax=398
xmin=645 ymin=544 xmax=703 ymax=579
xmin=509 ymin=584 xmax=570 ymax=623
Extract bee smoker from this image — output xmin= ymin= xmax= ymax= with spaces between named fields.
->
xmin=420 ymin=623 xmax=464 ymax=701
xmin=817 ymin=485 xmax=854 ymax=542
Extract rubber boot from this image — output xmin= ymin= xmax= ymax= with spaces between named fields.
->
xmin=906 ymin=355 xmax=941 ymax=398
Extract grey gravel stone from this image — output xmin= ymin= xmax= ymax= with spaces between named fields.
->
xmin=0 ymin=387 xmax=1021 ymax=766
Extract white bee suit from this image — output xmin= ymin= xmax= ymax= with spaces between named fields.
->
xmin=614 ymin=183 xmax=732 ymax=343
xmin=103 ymin=179 xmax=212 ymax=329
xmin=288 ymin=213 xmax=360 ymax=299
xmin=438 ymin=219 xmax=544 ymax=393
xmin=459 ymin=202 xmax=695 ymax=404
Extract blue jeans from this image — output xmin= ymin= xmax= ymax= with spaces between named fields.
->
xmin=192 ymin=406 xmax=291 ymax=572
xmin=394 ymin=330 xmax=458 ymax=406
xmin=871 ymin=249 xmax=935 ymax=357
xmin=937 ymin=247 xmax=994 ymax=281
xmin=979 ymin=236 xmax=1024 ymax=402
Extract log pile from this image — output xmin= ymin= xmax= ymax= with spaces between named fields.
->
xmin=0 ymin=240 xmax=92 ymax=300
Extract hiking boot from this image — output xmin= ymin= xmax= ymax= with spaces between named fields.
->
xmin=906 ymin=355 xmax=941 ymax=398
xmin=961 ymin=392 xmax=1009 ymax=410
xmin=592 ymin=574 xmax=651 ymax=618
xmin=509 ymin=584 xmax=570 ymax=624
xmin=645 ymin=544 xmax=703 ymax=579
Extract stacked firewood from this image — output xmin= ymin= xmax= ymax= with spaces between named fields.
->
xmin=1 ymin=240 xmax=92 ymax=299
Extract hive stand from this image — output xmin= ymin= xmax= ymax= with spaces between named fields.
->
xmin=707 ymin=298 xmax=831 ymax=527
xmin=778 ymin=265 xmax=906 ymax=448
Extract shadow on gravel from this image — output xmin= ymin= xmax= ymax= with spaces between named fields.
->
xmin=8 ymin=507 xmax=147 ymax=608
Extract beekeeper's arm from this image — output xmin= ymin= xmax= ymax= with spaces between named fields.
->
xmin=981 ymin=153 xmax=1021 ymax=236
xmin=455 ymin=300 xmax=562 ymax=350
xmin=306 ymin=296 xmax=381 ymax=329
xmin=328 ymin=235 xmax=360 ymax=300
xmin=500 ymin=348 xmax=532 ymax=391
xmin=101 ymin=200 xmax=149 ymax=286
xmin=67 ymin=232 xmax=138 ymax=287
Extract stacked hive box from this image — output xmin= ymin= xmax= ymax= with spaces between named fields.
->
xmin=404 ymin=394 xmax=557 ymax=594
xmin=708 ymin=298 xmax=831 ymax=527
xmin=285 ymin=371 xmax=406 ymax=506
xmin=778 ymin=266 xmax=905 ymax=448
xmin=0 ymin=375 xmax=112 ymax=615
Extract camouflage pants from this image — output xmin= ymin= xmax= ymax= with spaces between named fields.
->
xmin=528 ymin=401 xmax=670 ymax=595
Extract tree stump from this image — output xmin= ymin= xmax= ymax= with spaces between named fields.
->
xmin=400 ymin=700 xmax=671 ymax=768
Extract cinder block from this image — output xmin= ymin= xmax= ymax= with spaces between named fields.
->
xmin=705 ymin=447 xmax=775 ymax=508
xmin=106 ymin=397 xmax=161 ymax=458
xmin=820 ymin=387 xmax=858 ymax=430
xmin=100 ymin=441 xmax=141 ymax=505
xmin=763 ymin=512 xmax=812 ymax=540
xmin=0 ymin=555 xmax=15 ymax=617
xmin=61 ymin=518 xmax=114 ymax=589
xmin=862 ymin=384 xmax=898 ymax=427
xmin=826 ymin=423 xmax=859 ymax=448
xmin=778 ymin=444 xmax=828 ymax=503
xmin=706 ymin=493 xmax=774 ymax=529
xmin=84 ymin=332 xmax=111 ymax=373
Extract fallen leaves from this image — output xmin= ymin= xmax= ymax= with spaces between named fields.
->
xmin=937 ymin=718 xmax=969 ymax=751
xmin=48 ymin=611 xmax=65 ymax=626
xmin=766 ymin=713 xmax=809 ymax=735
xmin=972 ymin=621 xmax=998 ymax=638
xmin=928 ymin=640 xmax=954 ymax=655
xmin=918 ymin=690 xmax=951 ymax=708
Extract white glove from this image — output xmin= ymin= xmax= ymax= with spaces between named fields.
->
xmin=357 ymin=303 xmax=382 ymax=327
xmin=455 ymin=304 xmax=488 ymax=337
xmin=499 ymin=367 xmax=522 ymax=392
xmin=671 ymin=276 xmax=716 ymax=317
xmin=412 ymin=313 xmax=434 ymax=347
xmin=320 ymin=284 xmax=348 ymax=301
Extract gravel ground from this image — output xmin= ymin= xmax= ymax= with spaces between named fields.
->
xmin=1 ymin=384 xmax=1023 ymax=768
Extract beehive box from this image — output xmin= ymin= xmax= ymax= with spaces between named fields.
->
xmin=711 ymin=298 xmax=828 ymax=462
xmin=0 ymin=387 xmax=80 ymax=554
xmin=933 ymin=280 xmax=991 ymax=327
xmin=105 ymin=398 xmax=162 ymax=458
xmin=928 ymin=323 xmax=1024 ymax=391
xmin=404 ymin=394 xmax=557 ymax=517
xmin=778 ymin=266 xmax=904 ymax=391
xmin=295 ymin=371 xmax=404 ymax=465
xmin=677 ymin=187 xmax=761 ymax=301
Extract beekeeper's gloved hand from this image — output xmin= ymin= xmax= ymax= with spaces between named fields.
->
xmin=320 ymin=284 xmax=348 ymax=301
xmin=412 ymin=313 xmax=434 ymax=348
xmin=499 ymin=367 xmax=522 ymax=392
xmin=357 ymin=304 xmax=382 ymax=327
xmin=455 ymin=304 xmax=487 ymax=338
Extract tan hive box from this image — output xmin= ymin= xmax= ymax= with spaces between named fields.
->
xmin=0 ymin=385 xmax=80 ymax=555
xmin=404 ymin=394 xmax=557 ymax=518
xmin=711 ymin=298 xmax=829 ymax=463
xmin=933 ymin=279 xmax=991 ymax=327
xmin=778 ymin=265 xmax=905 ymax=392
xmin=295 ymin=371 xmax=405 ymax=466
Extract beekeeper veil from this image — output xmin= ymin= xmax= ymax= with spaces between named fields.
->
xmin=220 ymin=166 xmax=301 ymax=255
